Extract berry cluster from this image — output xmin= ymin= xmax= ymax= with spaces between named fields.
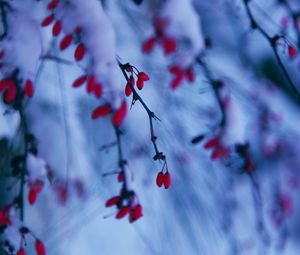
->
xmin=156 ymin=159 xmax=171 ymax=189
xmin=105 ymin=189 xmax=143 ymax=223
xmin=169 ymin=65 xmax=195 ymax=90
xmin=123 ymin=64 xmax=150 ymax=96
xmin=142 ymin=17 xmax=177 ymax=55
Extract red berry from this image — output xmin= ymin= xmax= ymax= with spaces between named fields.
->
xmin=204 ymin=137 xmax=219 ymax=149
xmin=0 ymin=78 xmax=14 ymax=92
xmin=129 ymin=204 xmax=143 ymax=223
xmin=52 ymin=20 xmax=62 ymax=37
xmin=74 ymin=43 xmax=85 ymax=61
xmin=92 ymin=104 xmax=111 ymax=120
xmin=142 ymin=37 xmax=156 ymax=53
xmin=86 ymin=75 xmax=96 ymax=93
xmin=17 ymin=248 xmax=26 ymax=255
xmin=60 ymin=34 xmax=73 ymax=51
xmin=163 ymin=172 xmax=171 ymax=189
xmin=136 ymin=78 xmax=144 ymax=90
xmin=169 ymin=65 xmax=183 ymax=76
xmin=47 ymin=0 xmax=59 ymax=10
xmin=125 ymin=75 xmax=135 ymax=96
xmin=185 ymin=68 xmax=195 ymax=82
xmin=3 ymin=83 xmax=17 ymax=103
xmin=169 ymin=65 xmax=184 ymax=89
xmin=0 ymin=211 xmax=4 ymax=226
xmin=105 ymin=196 xmax=120 ymax=207
xmin=41 ymin=15 xmax=54 ymax=27
xmin=117 ymin=172 xmax=124 ymax=183
xmin=288 ymin=45 xmax=297 ymax=59
xmin=211 ymin=147 xmax=228 ymax=160
xmin=170 ymin=75 xmax=184 ymax=89
xmin=93 ymin=83 xmax=102 ymax=98
xmin=24 ymin=79 xmax=34 ymax=97
xmin=112 ymin=101 xmax=127 ymax=127
xmin=116 ymin=206 xmax=131 ymax=219
xmin=156 ymin=171 xmax=164 ymax=187
xmin=162 ymin=37 xmax=177 ymax=55
xmin=72 ymin=75 xmax=87 ymax=87
xmin=138 ymin=72 xmax=149 ymax=81
xmin=0 ymin=50 xmax=4 ymax=59
xmin=35 ymin=240 xmax=46 ymax=255
xmin=28 ymin=188 xmax=38 ymax=205
xmin=125 ymin=83 xmax=132 ymax=96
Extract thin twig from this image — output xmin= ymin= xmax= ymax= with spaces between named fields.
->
xmin=196 ymin=57 xmax=226 ymax=128
xmin=18 ymin=105 xmax=28 ymax=221
xmin=118 ymin=61 xmax=165 ymax=161
xmin=114 ymin=127 xmax=128 ymax=191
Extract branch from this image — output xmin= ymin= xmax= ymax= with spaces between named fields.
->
xmin=196 ymin=56 xmax=226 ymax=128
xmin=0 ymin=1 xmax=9 ymax=41
xmin=114 ymin=127 xmax=128 ymax=191
xmin=280 ymin=0 xmax=300 ymax=36
xmin=242 ymin=0 xmax=300 ymax=102
xmin=118 ymin=61 xmax=165 ymax=161
xmin=17 ymin=106 xmax=28 ymax=221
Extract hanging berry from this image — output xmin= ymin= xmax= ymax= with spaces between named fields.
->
xmin=74 ymin=43 xmax=85 ymax=61
xmin=41 ymin=15 xmax=54 ymax=27
xmin=52 ymin=21 xmax=62 ymax=37
xmin=24 ymin=79 xmax=34 ymax=97
xmin=35 ymin=239 xmax=46 ymax=255
xmin=112 ymin=101 xmax=127 ymax=127
xmin=156 ymin=171 xmax=164 ymax=187
xmin=72 ymin=75 xmax=87 ymax=88
xmin=105 ymin=196 xmax=121 ymax=207
xmin=92 ymin=104 xmax=111 ymax=120
xmin=60 ymin=34 xmax=73 ymax=51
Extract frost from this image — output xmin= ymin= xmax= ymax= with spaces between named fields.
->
xmin=0 ymin=7 xmax=41 ymax=81
xmin=55 ymin=0 xmax=123 ymax=108
xmin=160 ymin=0 xmax=204 ymax=67
xmin=26 ymin=153 xmax=47 ymax=182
